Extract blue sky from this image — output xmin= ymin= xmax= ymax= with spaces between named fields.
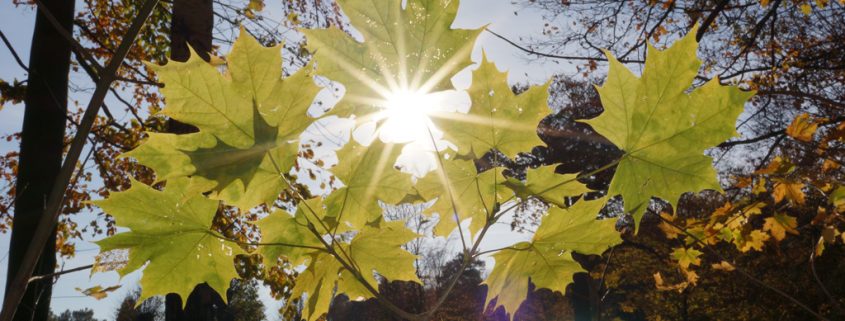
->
xmin=0 ymin=1 xmax=585 ymax=319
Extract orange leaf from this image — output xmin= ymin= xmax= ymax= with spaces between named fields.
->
xmin=786 ymin=113 xmax=818 ymax=142
xmin=773 ymin=181 xmax=806 ymax=205
xmin=822 ymin=159 xmax=840 ymax=172
xmin=763 ymin=213 xmax=799 ymax=241
xmin=711 ymin=261 xmax=735 ymax=271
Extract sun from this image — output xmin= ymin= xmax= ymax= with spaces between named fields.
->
xmin=376 ymin=89 xmax=439 ymax=145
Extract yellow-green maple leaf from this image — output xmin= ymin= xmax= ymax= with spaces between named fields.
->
xmin=484 ymin=198 xmax=620 ymax=317
xmin=291 ymin=252 xmax=343 ymax=321
xmin=432 ymin=56 xmax=550 ymax=157
xmin=671 ymin=247 xmax=703 ymax=269
xmin=327 ymin=139 xmax=412 ymax=229
xmin=290 ymin=219 xmax=419 ymax=321
xmin=302 ymin=0 xmax=482 ymax=119
xmin=348 ymin=220 xmax=421 ymax=285
xmin=94 ymin=178 xmax=243 ymax=304
xmin=415 ymin=156 xmax=505 ymax=237
xmin=126 ymin=29 xmax=320 ymax=210
xmin=584 ymin=25 xmax=753 ymax=229
xmin=501 ymin=165 xmax=590 ymax=208
xmin=256 ymin=206 xmax=323 ymax=266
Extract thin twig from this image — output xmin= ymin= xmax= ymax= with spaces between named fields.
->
xmin=485 ymin=29 xmax=643 ymax=63
xmin=809 ymin=236 xmax=844 ymax=315
xmin=28 ymin=264 xmax=93 ymax=283
xmin=0 ymin=30 xmax=29 ymax=72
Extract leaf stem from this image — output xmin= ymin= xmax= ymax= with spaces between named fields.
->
xmin=425 ymin=125 xmax=469 ymax=253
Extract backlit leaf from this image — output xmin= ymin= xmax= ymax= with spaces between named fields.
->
xmin=414 ymin=156 xmax=504 ymax=236
xmin=484 ymin=198 xmax=620 ymax=317
xmin=94 ymin=178 xmax=243 ymax=304
xmin=328 ymin=139 xmax=412 ymax=229
xmin=584 ymin=25 xmax=753 ymax=229
xmin=432 ymin=56 xmax=550 ymax=157
xmin=256 ymin=207 xmax=323 ymax=266
xmin=302 ymin=0 xmax=482 ymax=119
xmin=501 ymin=165 xmax=590 ymax=208
xmin=126 ymin=30 xmax=319 ymax=209
xmin=348 ymin=220 xmax=421 ymax=286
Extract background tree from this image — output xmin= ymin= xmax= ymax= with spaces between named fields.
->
xmin=48 ymin=309 xmax=101 ymax=321
xmin=4 ymin=0 xmax=76 ymax=320
xmin=114 ymin=289 xmax=164 ymax=321
xmin=0 ymin=1 xmax=343 ymax=319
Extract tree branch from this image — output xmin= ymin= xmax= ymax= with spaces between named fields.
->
xmin=485 ymin=29 xmax=643 ymax=64
xmin=0 ymin=30 xmax=28 ymax=72
xmin=696 ymin=0 xmax=730 ymax=41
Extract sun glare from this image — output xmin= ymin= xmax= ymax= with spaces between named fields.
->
xmin=377 ymin=89 xmax=438 ymax=144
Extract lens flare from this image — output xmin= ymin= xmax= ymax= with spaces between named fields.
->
xmin=377 ymin=89 xmax=437 ymax=144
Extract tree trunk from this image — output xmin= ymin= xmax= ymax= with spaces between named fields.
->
xmin=164 ymin=0 xmax=215 ymax=319
xmin=4 ymin=0 xmax=76 ymax=320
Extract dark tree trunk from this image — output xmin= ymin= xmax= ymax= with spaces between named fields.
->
xmin=4 ymin=0 xmax=75 ymax=320
xmin=164 ymin=294 xmax=184 ymax=321
xmin=170 ymin=0 xmax=213 ymax=62
xmin=164 ymin=1 xmax=217 ymax=320
xmin=183 ymin=283 xmax=233 ymax=321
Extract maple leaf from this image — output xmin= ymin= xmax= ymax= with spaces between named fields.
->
xmin=347 ymin=220 xmax=421 ymax=286
xmin=583 ymin=25 xmax=753 ymax=229
xmin=126 ymin=30 xmax=319 ymax=210
xmin=657 ymin=212 xmax=682 ymax=239
xmin=414 ymin=156 xmax=504 ymax=236
xmin=786 ymin=113 xmax=819 ymax=142
xmin=256 ymin=206 xmax=323 ymax=266
xmin=772 ymin=181 xmax=806 ymax=205
xmin=94 ymin=178 xmax=243 ymax=304
xmin=327 ymin=139 xmax=412 ymax=229
xmin=484 ymin=198 xmax=620 ymax=317
xmin=735 ymin=229 xmax=770 ymax=252
xmin=672 ymin=247 xmax=703 ymax=269
xmin=290 ymin=220 xmax=419 ymax=321
xmin=763 ymin=213 xmax=799 ymax=241
xmin=432 ymin=56 xmax=551 ymax=157
xmin=75 ymin=285 xmax=121 ymax=300
xmin=502 ymin=165 xmax=591 ymax=208
xmin=291 ymin=252 xmax=343 ymax=321
xmin=302 ymin=0 xmax=482 ymax=119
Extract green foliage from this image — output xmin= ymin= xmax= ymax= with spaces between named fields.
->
xmin=432 ymin=56 xmax=551 ymax=157
xmin=291 ymin=252 xmax=343 ymax=321
xmin=301 ymin=0 xmax=482 ymax=119
xmin=256 ymin=208 xmax=321 ymax=266
xmin=93 ymin=1 xmax=754 ymax=320
xmin=326 ymin=139 xmax=411 ymax=229
xmin=126 ymin=28 xmax=319 ymax=210
xmin=94 ymin=178 xmax=243 ymax=304
xmin=485 ymin=198 xmax=621 ymax=316
xmin=584 ymin=25 xmax=754 ymax=229
xmin=415 ymin=156 xmax=502 ymax=236
xmin=502 ymin=165 xmax=590 ymax=208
